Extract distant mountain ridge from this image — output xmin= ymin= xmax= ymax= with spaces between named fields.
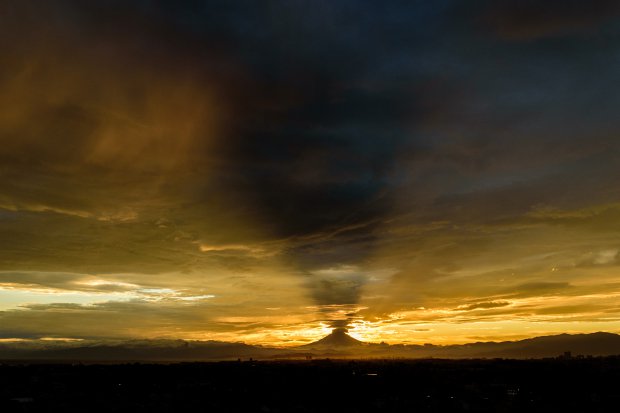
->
xmin=1 ymin=331 xmax=620 ymax=361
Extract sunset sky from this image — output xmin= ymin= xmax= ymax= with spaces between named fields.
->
xmin=2 ymin=0 xmax=620 ymax=346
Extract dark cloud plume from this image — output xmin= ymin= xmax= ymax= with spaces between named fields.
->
xmin=2 ymin=0 xmax=620 ymax=341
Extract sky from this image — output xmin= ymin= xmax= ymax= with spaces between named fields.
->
xmin=1 ymin=0 xmax=620 ymax=346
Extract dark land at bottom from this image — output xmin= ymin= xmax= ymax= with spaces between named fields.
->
xmin=2 ymin=357 xmax=620 ymax=412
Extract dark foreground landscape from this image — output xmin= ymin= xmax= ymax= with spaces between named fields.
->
xmin=3 ymin=358 xmax=620 ymax=412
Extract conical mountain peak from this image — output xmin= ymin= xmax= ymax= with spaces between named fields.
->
xmin=303 ymin=328 xmax=365 ymax=348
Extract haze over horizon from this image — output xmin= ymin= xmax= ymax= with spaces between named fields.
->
xmin=2 ymin=0 xmax=620 ymax=347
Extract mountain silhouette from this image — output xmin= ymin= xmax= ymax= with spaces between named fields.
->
xmin=300 ymin=328 xmax=365 ymax=349
xmin=2 ymin=332 xmax=620 ymax=360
